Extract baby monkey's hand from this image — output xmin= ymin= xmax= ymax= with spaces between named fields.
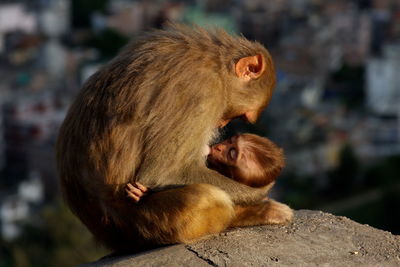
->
xmin=126 ymin=182 xmax=148 ymax=202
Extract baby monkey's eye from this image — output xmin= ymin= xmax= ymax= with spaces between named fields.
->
xmin=229 ymin=148 xmax=237 ymax=160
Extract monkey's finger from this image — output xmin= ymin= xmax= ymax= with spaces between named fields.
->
xmin=135 ymin=182 xmax=148 ymax=193
xmin=127 ymin=183 xmax=142 ymax=194
xmin=127 ymin=183 xmax=135 ymax=189
xmin=126 ymin=184 xmax=144 ymax=196
xmin=126 ymin=189 xmax=140 ymax=202
xmin=126 ymin=192 xmax=140 ymax=202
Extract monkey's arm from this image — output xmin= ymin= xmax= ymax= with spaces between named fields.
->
xmin=178 ymin=165 xmax=274 ymax=205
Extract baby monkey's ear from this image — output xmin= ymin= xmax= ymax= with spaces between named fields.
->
xmin=235 ymin=54 xmax=266 ymax=82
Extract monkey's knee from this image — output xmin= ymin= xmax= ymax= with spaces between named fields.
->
xmin=136 ymin=184 xmax=234 ymax=245
xmin=177 ymin=184 xmax=235 ymax=243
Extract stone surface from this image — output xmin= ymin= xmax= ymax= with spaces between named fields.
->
xmin=81 ymin=210 xmax=400 ymax=267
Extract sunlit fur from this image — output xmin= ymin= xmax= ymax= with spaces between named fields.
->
xmin=56 ymin=24 xmax=290 ymax=252
xmin=206 ymin=134 xmax=284 ymax=188
xmin=234 ymin=134 xmax=285 ymax=187
xmin=231 ymin=199 xmax=293 ymax=227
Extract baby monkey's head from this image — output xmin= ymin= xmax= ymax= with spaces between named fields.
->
xmin=207 ymin=133 xmax=284 ymax=187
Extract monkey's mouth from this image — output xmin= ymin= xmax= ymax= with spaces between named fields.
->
xmin=210 ymin=113 xmax=249 ymax=147
xmin=206 ymin=156 xmax=232 ymax=178
xmin=206 ymin=156 xmax=221 ymax=170
xmin=217 ymin=113 xmax=249 ymax=129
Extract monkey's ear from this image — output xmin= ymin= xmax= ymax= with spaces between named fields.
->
xmin=235 ymin=54 xmax=266 ymax=81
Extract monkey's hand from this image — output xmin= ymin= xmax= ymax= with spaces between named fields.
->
xmin=126 ymin=182 xmax=148 ymax=202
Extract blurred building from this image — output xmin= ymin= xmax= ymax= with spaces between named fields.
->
xmin=0 ymin=3 xmax=37 ymax=53
xmin=38 ymin=0 xmax=70 ymax=37
xmin=0 ymin=170 xmax=44 ymax=241
xmin=106 ymin=0 xmax=149 ymax=35
xmin=0 ymin=97 xmax=4 ymax=169
xmin=0 ymin=196 xmax=29 ymax=241
xmin=366 ymin=44 xmax=400 ymax=115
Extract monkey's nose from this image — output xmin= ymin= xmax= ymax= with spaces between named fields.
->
xmin=244 ymin=111 xmax=258 ymax=124
xmin=213 ymin=144 xmax=224 ymax=152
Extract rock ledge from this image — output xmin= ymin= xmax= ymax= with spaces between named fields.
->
xmin=82 ymin=210 xmax=400 ymax=267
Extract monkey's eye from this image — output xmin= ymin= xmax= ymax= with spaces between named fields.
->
xmin=228 ymin=136 xmax=237 ymax=144
xmin=228 ymin=148 xmax=237 ymax=160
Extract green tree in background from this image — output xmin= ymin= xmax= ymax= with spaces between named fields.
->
xmin=365 ymin=155 xmax=400 ymax=188
xmin=1 ymin=201 xmax=108 ymax=267
xmin=330 ymin=63 xmax=365 ymax=108
xmin=87 ymin=28 xmax=129 ymax=60
xmin=328 ymin=144 xmax=359 ymax=196
xmin=72 ymin=0 xmax=109 ymax=28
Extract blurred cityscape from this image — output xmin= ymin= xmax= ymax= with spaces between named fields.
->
xmin=0 ymin=0 xmax=399 ymax=266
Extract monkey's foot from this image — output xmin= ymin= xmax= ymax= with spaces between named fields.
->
xmin=263 ymin=199 xmax=293 ymax=225
xmin=231 ymin=200 xmax=293 ymax=227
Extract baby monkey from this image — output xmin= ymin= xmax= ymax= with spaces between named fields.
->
xmin=127 ymin=134 xmax=284 ymax=201
xmin=207 ymin=133 xmax=284 ymax=187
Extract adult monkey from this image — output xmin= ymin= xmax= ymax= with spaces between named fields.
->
xmin=57 ymin=24 xmax=293 ymax=252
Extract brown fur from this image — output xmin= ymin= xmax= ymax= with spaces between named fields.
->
xmin=231 ymin=199 xmax=293 ymax=227
xmin=207 ymin=134 xmax=285 ymax=188
xmin=56 ymin=24 xmax=291 ymax=252
xmin=234 ymin=134 xmax=285 ymax=187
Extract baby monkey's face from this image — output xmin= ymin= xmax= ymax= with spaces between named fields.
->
xmin=208 ymin=136 xmax=241 ymax=167
xmin=207 ymin=135 xmax=264 ymax=181
xmin=208 ymin=134 xmax=284 ymax=187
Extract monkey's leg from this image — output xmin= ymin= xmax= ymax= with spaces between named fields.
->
xmin=134 ymin=183 xmax=235 ymax=245
xmin=230 ymin=199 xmax=293 ymax=227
